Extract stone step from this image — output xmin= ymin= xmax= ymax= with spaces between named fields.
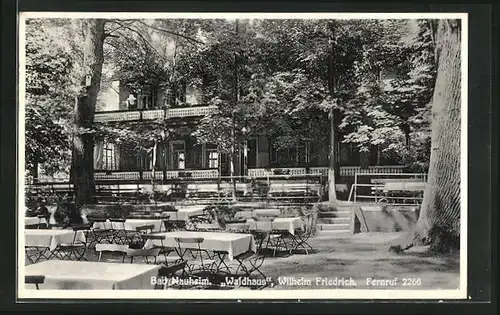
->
xmin=315 ymin=230 xmax=353 ymax=238
xmin=317 ymin=223 xmax=351 ymax=231
xmin=318 ymin=210 xmax=350 ymax=218
xmin=317 ymin=217 xmax=350 ymax=224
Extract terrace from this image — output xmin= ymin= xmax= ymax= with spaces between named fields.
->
xmin=94 ymin=105 xmax=218 ymax=123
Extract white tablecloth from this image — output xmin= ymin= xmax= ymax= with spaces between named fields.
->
xmin=246 ymin=217 xmax=304 ymax=235
xmin=253 ymin=209 xmax=282 ymax=217
xmin=144 ymin=231 xmax=256 ymax=261
xmin=235 ymin=209 xmax=281 ymax=219
xmin=93 ymin=219 xmax=163 ymax=232
xmin=162 ymin=205 xmax=205 ymax=221
xmin=24 ymin=230 xmax=86 ymax=251
xmin=24 ymin=260 xmax=161 ymax=290
xmin=25 ymin=217 xmax=48 ymax=226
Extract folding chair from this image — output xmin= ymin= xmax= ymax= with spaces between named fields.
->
xmin=154 ymin=261 xmax=188 ymax=290
xmin=49 ymin=224 xmax=90 ymax=261
xmin=161 ymin=210 xmax=185 ymax=231
xmin=86 ymin=216 xmax=112 ymax=246
xmin=141 ymin=234 xmax=182 ymax=266
xmin=95 ymin=243 xmax=129 ymax=262
xmin=25 ymin=275 xmax=45 ymax=290
xmin=234 ymin=250 xmax=267 ymax=279
xmin=174 ymin=237 xmax=216 ymax=276
xmin=225 ymin=222 xmax=250 ymax=234
xmin=195 ymin=222 xmax=222 ymax=232
xmin=159 ymin=213 xmax=170 ymax=232
xmin=290 ymin=213 xmax=316 ymax=255
xmin=37 ymin=215 xmax=49 ymax=229
xmin=125 ymin=247 xmax=161 ymax=264
xmin=260 ymin=217 xmax=289 ymax=257
xmin=108 ymin=218 xmax=128 ymax=244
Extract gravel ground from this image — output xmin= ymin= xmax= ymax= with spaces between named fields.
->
xmin=24 ymin=231 xmax=460 ymax=291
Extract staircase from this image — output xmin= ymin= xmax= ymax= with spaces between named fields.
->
xmin=315 ymin=201 xmax=353 ymax=237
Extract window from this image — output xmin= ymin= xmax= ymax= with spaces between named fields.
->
xmin=165 ymin=83 xmax=186 ymax=107
xmin=102 ymin=143 xmax=117 ymax=170
xmin=174 ymin=151 xmax=186 ymax=170
xmin=170 ymin=141 xmax=186 ymax=170
xmin=271 ymin=140 xmax=311 ymax=166
xmin=136 ymin=149 xmax=150 ymax=170
xmin=207 ymin=150 xmax=219 ymax=169
xmin=137 ymin=93 xmax=153 ymax=109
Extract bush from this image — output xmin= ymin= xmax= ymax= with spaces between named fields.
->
xmin=53 ymin=198 xmax=83 ymax=228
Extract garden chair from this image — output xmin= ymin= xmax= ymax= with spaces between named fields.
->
xmin=124 ymin=247 xmax=161 ymax=264
xmin=225 ymin=222 xmax=250 ymax=234
xmin=174 ymin=237 xmax=216 ymax=276
xmin=107 ymin=218 xmax=128 ymax=244
xmin=86 ymin=216 xmax=112 ymax=246
xmin=95 ymin=243 xmax=129 ymax=262
xmin=49 ymin=224 xmax=90 ymax=261
xmin=141 ymin=234 xmax=182 ymax=267
xmin=233 ymin=250 xmax=269 ymax=289
xmin=289 ymin=208 xmax=317 ymax=255
xmin=25 ymin=275 xmax=45 ymax=290
xmin=252 ymin=217 xmax=286 ymax=256
xmin=195 ymin=222 xmax=223 ymax=232
xmin=154 ymin=261 xmax=188 ymax=290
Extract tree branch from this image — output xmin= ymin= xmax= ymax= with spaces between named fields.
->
xmin=111 ymin=21 xmax=169 ymax=63
xmin=135 ymin=20 xmax=206 ymax=45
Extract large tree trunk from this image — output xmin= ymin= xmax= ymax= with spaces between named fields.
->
xmin=391 ymin=19 xmax=461 ymax=253
xmin=71 ymin=19 xmax=105 ymax=208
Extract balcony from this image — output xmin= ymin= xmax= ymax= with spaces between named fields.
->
xmin=94 ymin=105 xmax=218 ymax=123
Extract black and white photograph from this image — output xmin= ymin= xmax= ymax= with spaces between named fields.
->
xmin=18 ymin=12 xmax=467 ymax=299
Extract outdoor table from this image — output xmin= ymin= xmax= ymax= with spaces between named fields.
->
xmin=252 ymin=209 xmax=282 ymax=217
xmin=24 ymin=229 xmax=86 ymax=263
xmin=144 ymin=231 xmax=256 ymax=261
xmin=24 ymin=260 xmax=161 ymax=290
xmin=234 ymin=209 xmax=281 ymax=219
xmin=92 ymin=219 xmax=163 ymax=232
xmin=246 ymin=217 xmax=304 ymax=235
xmin=162 ymin=205 xmax=206 ymax=221
xmin=25 ymin=217 xmax=48 ymax=228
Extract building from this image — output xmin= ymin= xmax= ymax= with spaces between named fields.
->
xmin=92 ymin=81 xmax=405 ymax=184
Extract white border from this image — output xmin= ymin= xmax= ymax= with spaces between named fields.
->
xmin=17 ymin=12 xmax=468 ymax=300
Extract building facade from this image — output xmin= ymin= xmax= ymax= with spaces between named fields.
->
xmin=93 ymin=82 xmax=403 ymax=182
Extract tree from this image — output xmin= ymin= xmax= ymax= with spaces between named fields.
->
xmin=24 ymin=19 xmax=78 ymax=180
xmin=71 ymin=19 xmax=106 ymax=207
xmin=391 ymin=19 xmax=462 ymax=253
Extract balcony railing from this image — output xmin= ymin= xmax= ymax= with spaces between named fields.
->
xmin=94 ymin=106 xmax=218 ymax=123
xmin=248 ymin=166 xmax=406 ymax=177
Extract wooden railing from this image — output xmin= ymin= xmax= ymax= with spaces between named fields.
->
xmin=94 ymin=105 xmax=218 ymax=123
